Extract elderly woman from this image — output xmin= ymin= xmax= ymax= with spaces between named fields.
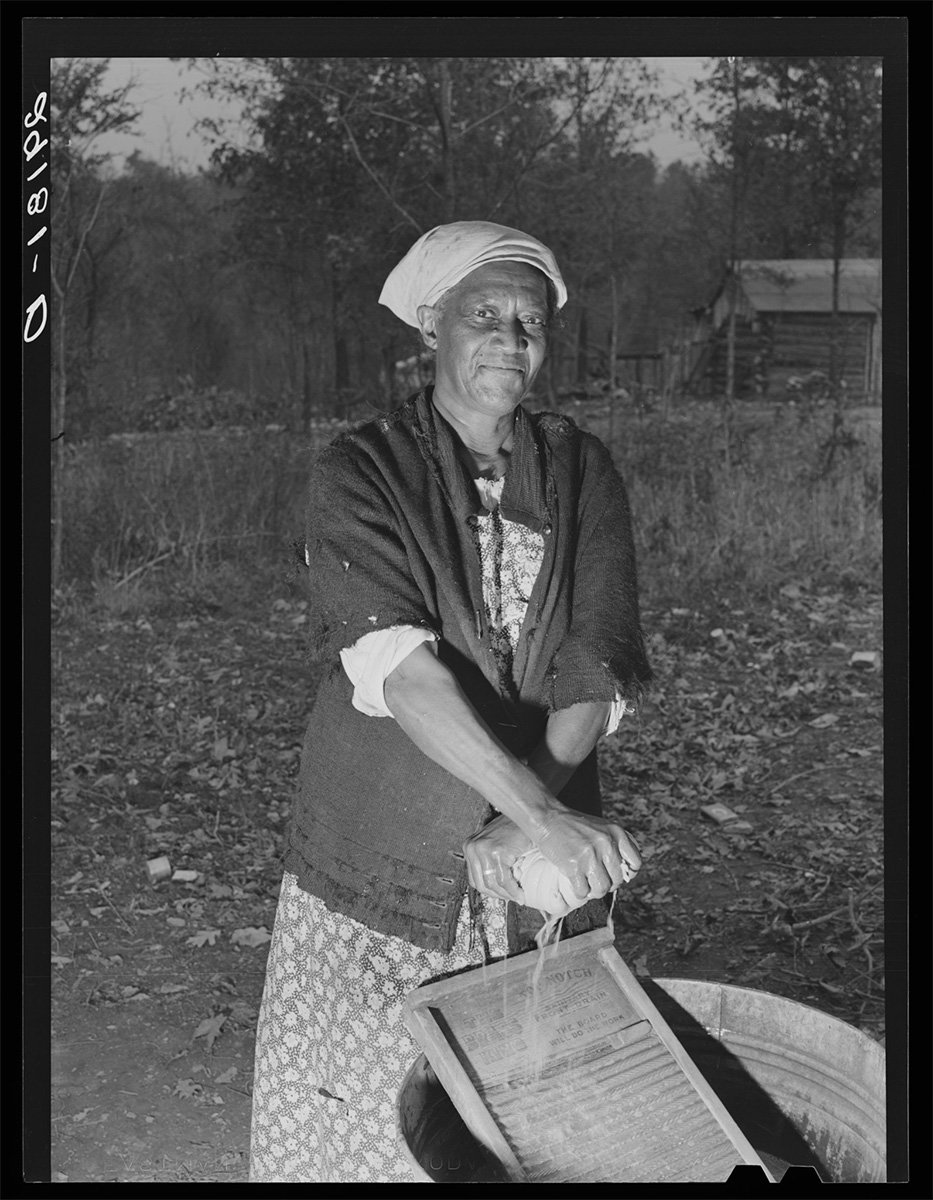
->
xmin=249 ymin=222 xmax=652 ymax=1183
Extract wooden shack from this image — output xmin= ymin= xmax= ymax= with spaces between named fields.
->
xmin=687 ymin=259 xmax=881 ymax=402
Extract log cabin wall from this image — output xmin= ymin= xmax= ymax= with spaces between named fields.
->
xmin=693 ymin=261 xmax=881 ymax=402
xmin=765 ymin=311 xmax=875 ymax=398
xmin=706 ymin=311 xmax=875 ymax=399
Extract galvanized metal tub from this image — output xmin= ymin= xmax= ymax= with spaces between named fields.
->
xmin=397 ymin=977 xmax=885 ymax=1183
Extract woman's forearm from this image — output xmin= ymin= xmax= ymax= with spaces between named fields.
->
xmin=383 ymin=644 xmax=559 ymax=839
xmin=525 ymin=701 xmax=612 ymax=798
xmin=384 ymin=646 xmax=634 ymax=898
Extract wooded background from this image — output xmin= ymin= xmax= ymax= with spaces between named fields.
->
xmin=50 ymin=56 xmax=881 ymax=439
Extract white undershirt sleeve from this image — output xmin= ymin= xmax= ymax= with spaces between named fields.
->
xmin=603 ymin=694 xmax=637 ymax=737
xmin=339 ymin=625 xmax=439 ymax=717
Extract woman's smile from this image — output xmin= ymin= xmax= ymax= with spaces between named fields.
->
xmin=421 ymin=260 xmax=550 ymax=424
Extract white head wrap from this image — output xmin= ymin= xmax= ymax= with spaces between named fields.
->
xmin=379 ymin=221 xmax=568 ymax=328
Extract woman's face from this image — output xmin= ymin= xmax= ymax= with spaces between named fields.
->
xmin=417 ymin=261 xmax=551 ymax=422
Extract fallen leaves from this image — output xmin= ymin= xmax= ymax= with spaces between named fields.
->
xmin=739 ymin=953 xmax=780 ymax=983
xmin=809 ymin=713 xmax=841 ymax=729
xmin=186 ymin=929 xmax=222 ymax=948
xmin=230 ymin=926 xmax=272 ymax=948
xmin=680 ymin=933 xmax=705 ymax=957
xmin=600 ymin=582 xmax=883 ymax=1030
xmin=709 ymin=833 xmax=736 ymax=857
xmin=119 ymin=985 xmax=149 ymax=1001
xmin=700 ymin=803 xmax=741 ymax=825
xmin=193 ymin=1013 xmax=227 ymax=1051
xmin=51 ymin=570 xmax=885 ymax=1156
xmin=212 ymin=736 xmax=237 ymax=762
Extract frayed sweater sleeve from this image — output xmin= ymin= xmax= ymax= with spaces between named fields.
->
xmin=548 ymin=435 xmax=652 ymax=712
xmin=306 ymin=441 xmax=438 ymax=663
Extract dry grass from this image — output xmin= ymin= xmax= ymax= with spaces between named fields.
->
xmin=602 ymin=400 xmax=881 ymax=604
xmin=58 ymin=428 xmax=314 ymax=588
xmin=57 ymin=401 xmax=881 ymax=611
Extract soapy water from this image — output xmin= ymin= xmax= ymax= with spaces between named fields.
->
xmin=500 ymin=850 xmax=625 ymax=1084
xmin=521 ymin=891 xmax=619 ymax=1095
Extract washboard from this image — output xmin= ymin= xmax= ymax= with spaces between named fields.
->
xmin=402 ymin=926 xmax=773 ymax=1183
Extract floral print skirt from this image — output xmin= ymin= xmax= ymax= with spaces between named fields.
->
xmin=249 ymin=871 xmax=509 ymax=1183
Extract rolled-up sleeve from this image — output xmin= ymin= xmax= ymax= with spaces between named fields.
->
xmin=339 ymin=625 xmax=439 ymax=717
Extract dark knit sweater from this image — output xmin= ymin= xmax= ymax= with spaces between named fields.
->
xmin=285 ymin=387 xmax=651 ymax=950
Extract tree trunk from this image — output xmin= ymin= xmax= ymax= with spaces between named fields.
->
xmin=576 ymin=293 xmax=588 ymax=388
xmin=422 ymin=58 xmax=457 ymax=221
xmin=608 ymin=275 xmax=619 ymax=455
xmin=437 ymin=59 xmax=456 ymax=221
xmin=51 ymin=309 xmax=67 ymax=589
xmin=608 ymin=275 xmax=618 ymax=394
xmin=722 ymin=287 xmax=735 ymax=472
xmin=330 ymin=262 xmax=350 ymax=397
xmin=823 ymin=200 xmax=848 ymax=471
xmin=722 ymin=58 xmax=741 ymax=471
xmin=725 ymin=283 xmax=737 ymax=403
xmin=726 ymin=58 xmax=740 ymax=411
xmin=829 ymin=203 xmax=845 ymax=395
xmin=335 ymin=335 xmax=350 ymax=392
xmin=302 ymin=340 xmax=313 ymax=436
xmin=546 ymin=340 xmax=558 ymax=407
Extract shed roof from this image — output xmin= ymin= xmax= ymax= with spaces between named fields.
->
xmin=734 ymin=259 xmax=881 ymax=315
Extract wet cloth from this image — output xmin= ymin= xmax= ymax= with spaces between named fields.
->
xmin=249 ymin=872 xmax=508 ymax=1184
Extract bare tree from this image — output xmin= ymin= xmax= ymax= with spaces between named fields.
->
xmin=50 ymin=59 xmax=139 ymax=585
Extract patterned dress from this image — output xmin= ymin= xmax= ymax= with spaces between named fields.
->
xmin=471 ymin=476 xmax=546 ymax=696
xmin=249 ymin=479 xmax=547 ymax=1183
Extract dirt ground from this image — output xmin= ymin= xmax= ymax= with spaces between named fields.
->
xmin=49 ymin=577 xmax=887 ymax=1183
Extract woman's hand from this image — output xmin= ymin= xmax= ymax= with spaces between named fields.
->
xmin=464 ymin=815 xmax=534 ymax=903
xmin=534 ymin=809 xmax=642 ymax=901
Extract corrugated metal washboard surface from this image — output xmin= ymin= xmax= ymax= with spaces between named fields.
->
xmin=403 ymin=926 xmax=773 ymax=1183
